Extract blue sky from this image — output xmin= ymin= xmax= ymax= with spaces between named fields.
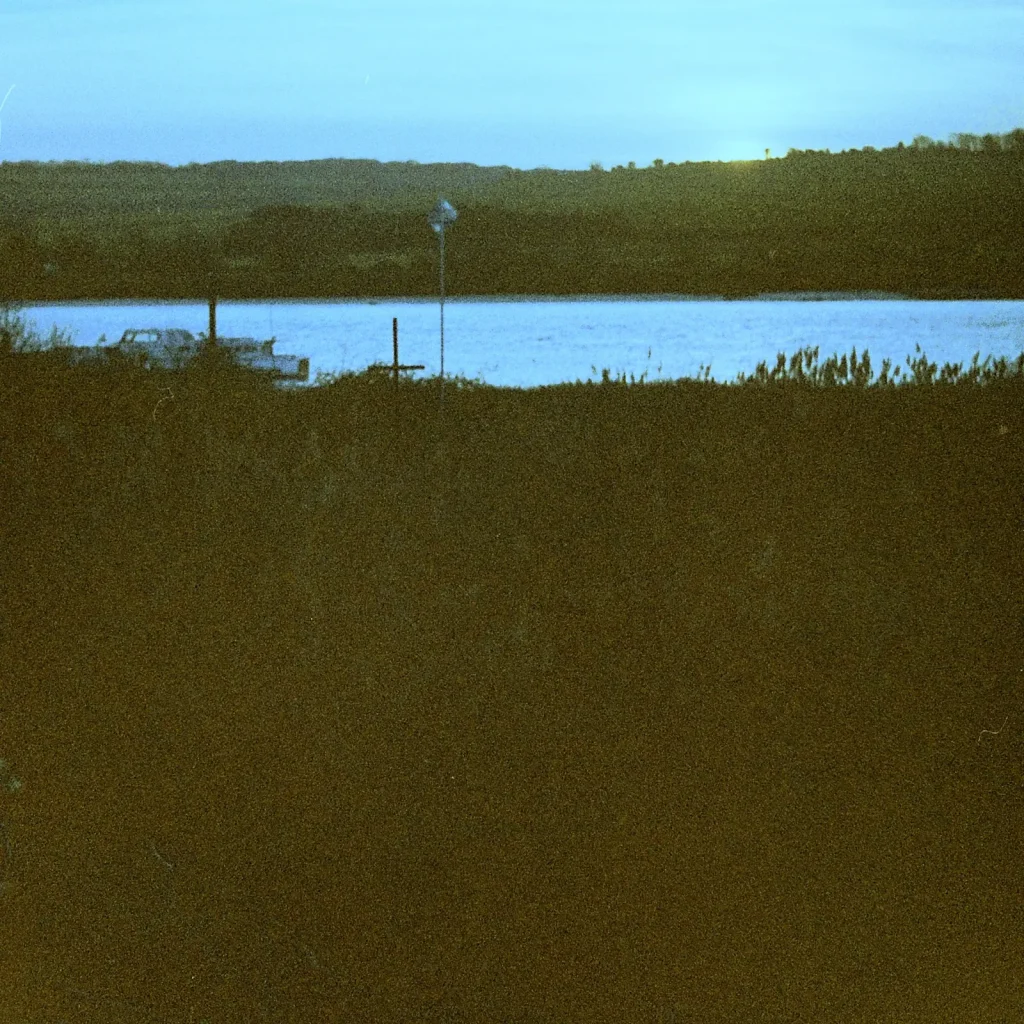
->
xmin=1 ymin=0 xmax=1022 ymax=169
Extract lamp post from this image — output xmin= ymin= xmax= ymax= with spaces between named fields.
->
xmin=427 ymin=198 xmax=457 ymax=399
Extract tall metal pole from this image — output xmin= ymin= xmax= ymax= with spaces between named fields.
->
xmin=439 ymin=224 xmax=446 ymax=404
xmin=427 ymin=198 xmax=456 ymax=408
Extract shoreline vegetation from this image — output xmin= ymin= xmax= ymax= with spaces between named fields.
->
xmin=1 ymin=318 xmax=1022 ymax=1020
xmin=2 ymin=128 xmax=1024 ymax=302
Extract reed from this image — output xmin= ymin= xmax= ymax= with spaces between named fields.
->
xmin=0 ymin=303 xmax=75 ymax=355
xmin=732 ymin=342 xmax=1024 ymax=388
xmin=312 ymin=341 xmax=1023 ymax=394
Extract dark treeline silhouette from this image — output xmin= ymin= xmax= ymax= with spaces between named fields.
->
xmin=1 ymin=129 xmax=1023 ymax=300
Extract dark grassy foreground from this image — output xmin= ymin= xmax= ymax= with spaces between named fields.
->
xmin=0 ymin=351 xmax=1022 ymax=1023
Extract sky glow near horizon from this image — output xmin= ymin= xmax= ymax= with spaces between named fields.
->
xmin=0 ymin=0 xmax=1022 ymax=169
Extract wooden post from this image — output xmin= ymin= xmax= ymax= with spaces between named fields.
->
xmin=393 ymin=317 xmax=399 ymax=387
xmin=208 ymin=293 xmax=217 ymax=345
xmin=386 ymin=316 xmax=424 ymax=387
xmin=389 ymin=317 xmax=424 ymax=386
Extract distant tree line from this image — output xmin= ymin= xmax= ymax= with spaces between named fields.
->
xmin=1 ymin=129 xmax=1022 ymax=300
xmin=781 ymin=127 xmax=1024 ymax=159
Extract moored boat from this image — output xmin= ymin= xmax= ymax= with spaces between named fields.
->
xmin=66 ymin=328 xmax=310 ymax=382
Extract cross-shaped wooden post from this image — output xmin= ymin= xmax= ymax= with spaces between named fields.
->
xmin=392 ymin=317 xmax=424 ymax=387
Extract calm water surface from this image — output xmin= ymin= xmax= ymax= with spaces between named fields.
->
xmin=21 ymin=296 xmax=1024 ymax=387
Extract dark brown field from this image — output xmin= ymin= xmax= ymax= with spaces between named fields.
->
xmin=1 ymin=358 xmax=1021 ymax=1023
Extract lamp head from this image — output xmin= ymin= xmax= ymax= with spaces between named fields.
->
xmin=428 ymin=198 xmax=458 ymax=233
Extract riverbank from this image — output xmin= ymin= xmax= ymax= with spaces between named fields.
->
xmin=1 ymin=357 xmax=1021 ymax=1022
xmin=4 ymin=143 xmax=1024 ymax=302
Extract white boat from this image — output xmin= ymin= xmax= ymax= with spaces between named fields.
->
xmin=73 ymin=328 xmax=309 ymax=382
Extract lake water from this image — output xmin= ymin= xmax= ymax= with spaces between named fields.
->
xmin=19 ymin=295 xmax=1024 ymax=387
